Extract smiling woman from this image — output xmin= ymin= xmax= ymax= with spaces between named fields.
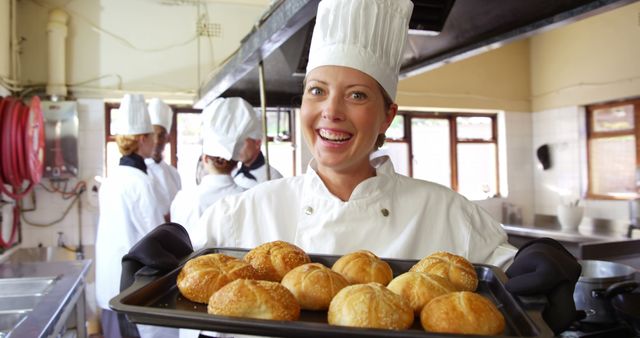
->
xmin=301 ymin=66 xmax=396 ymax=200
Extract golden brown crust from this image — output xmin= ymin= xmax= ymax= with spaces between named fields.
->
xmin=420 ymin=291 xmax=506 ymax=335
xmin=207 ymin=279 xmax=301 ymax=321
xmin=281 ymin=263 xmax=350 ymax=310
xmin=409 ymin=251 xmax=478 ymax=291
xmin=331 ymin=250 xmax=393 ymax=285
xmin=243 ymin=241 xmax=311 ymax=282
xmin=387 ymin=272 xmax=456 ymax=314
xmin=177 ymin=253 xmax=259 ymax=303
xmin=328 ymin=283 xmax=413 ymax=330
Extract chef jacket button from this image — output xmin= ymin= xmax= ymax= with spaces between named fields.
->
xmin=304 ymin=206 xmax=314 ymax=215
xmin=381 ymin=208 xmax=389 ymax=217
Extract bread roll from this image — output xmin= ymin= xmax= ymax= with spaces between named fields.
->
xmin=328 ymin=283 xmax=413 ymax=330
xmin=420 ymin=291 xmax=505 ymax=335
xmin=177 ymin=253 xmax=259 ymax=303
xmin=207 ymin=279 xmax=300 ymax=321
xmin=244 ymin=240 xmax=311 ymax=282
xmin=281 ymin=263 xmax=350 ymax=310
xmin=387 ymin=271 xmax=456 ymax=314
xmin=410 ymin=251 xmax=478 ymax=291
xmin=331 ymin=250 xmax=393 ymax=285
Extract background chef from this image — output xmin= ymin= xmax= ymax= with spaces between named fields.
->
xmin=96 ymin=93 xmax=164 ymax=338
xmin=230 ymin=103 xmax=283 ymax=189
xmin=170 ymin=97 xmax=250 ymax=243
xmin=146 ymin=98 xmax=182 ymax=221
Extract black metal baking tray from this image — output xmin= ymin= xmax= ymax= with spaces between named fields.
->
xmin=111 ymin=247 xmax=554 ymax=337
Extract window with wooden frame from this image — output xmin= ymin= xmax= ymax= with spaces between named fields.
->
xmin=380 ymin=112 xmax=499 ymax=200
xmin=587 ymin=98 xmax=640 ymax=199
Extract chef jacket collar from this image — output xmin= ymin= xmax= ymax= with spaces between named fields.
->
xmin=305 ymin=155 xmax=395 ymax=203
xmin=234 ymin=151 xmax=265 ymax=181
xmin=119 ymin=153 xmax=147 ymax=174
xmin=200 ymin=173 xmax=238 ymax=188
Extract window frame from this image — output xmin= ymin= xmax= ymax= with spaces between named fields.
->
xmin=389 ymin=111 xmax=500 ymax=196
xmin=586 ymin=98 xmax=640 ymax=200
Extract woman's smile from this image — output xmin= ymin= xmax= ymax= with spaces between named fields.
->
xmin=317 ymin=128 xmax=353 ymax=144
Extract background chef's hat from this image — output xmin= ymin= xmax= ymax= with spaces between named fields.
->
xmin=201 ymin=97 xmax=261 ymax=160
xmin=148 ymin=98 xmax=174 ymax=132
xmin=113 ymin=94 xmax=152 ymax=135
xmin=306 ymin=0 xmax=413 ymax=99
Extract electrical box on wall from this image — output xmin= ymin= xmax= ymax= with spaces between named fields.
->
xmin=42 ymin=101 xmax=79 ymax=180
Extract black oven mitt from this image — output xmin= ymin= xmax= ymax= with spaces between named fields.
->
xmin=120 ymin=222 xmax=193 ymax=292
xmin=505 ymin=238 xmax=582 ymax=334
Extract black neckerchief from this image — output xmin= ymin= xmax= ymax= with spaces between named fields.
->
xmin=119 ymin=153 xmax=147 ymax=174
xmin=234 ymin=151 xmax=265 ymax=181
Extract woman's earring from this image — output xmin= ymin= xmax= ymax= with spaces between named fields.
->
xmin=375 ymin=133 xmax=386 ymax=149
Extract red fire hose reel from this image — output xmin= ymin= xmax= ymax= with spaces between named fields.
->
xmin=0 ymin=96 xmax=45 ymax=248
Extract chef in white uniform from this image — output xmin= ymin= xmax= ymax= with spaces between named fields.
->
xmin=95 ymin=94 xmax=164 ymax=338
xmin=195 ymin=0 xmax=515 ymax=267
xmin=170 ymin=97 xmax=248 ymax=245
xmin=231 ymin=106 xmax=283 ymax=189
xmin=146 ymin=98 xmax=182 ymax=220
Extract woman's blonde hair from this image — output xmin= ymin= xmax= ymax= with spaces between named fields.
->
xmin=116 ymin=134 xmax=142 ymax=156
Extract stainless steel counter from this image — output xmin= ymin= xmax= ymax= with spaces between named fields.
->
xmin=0 ymin=252 xmax=91 ymax=337
xmin=504 ymin=217 xmax=640 ymax=266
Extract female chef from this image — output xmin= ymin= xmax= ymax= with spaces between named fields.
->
xmin=170 ymin=97 xmax=251 ymax=245
xmin=96 ymin=94 xmax=164 ymax=338
xmin=123 ymin=0 xmax=581 ymax=334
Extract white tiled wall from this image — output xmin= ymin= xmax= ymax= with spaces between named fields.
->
xmin=474 ymin=111 xmax=535 ymax=225
xmin=532 ymin=106 xmax=630 ymax=221
xmin=19 ymin=98 xmax=104 ymax=248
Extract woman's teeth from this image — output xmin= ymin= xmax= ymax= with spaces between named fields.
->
xmin=319 ymin=129 xmax=352 ymax=142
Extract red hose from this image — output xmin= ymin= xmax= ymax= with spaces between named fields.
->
xmin=0 ymin=96 xmax=44 ymax=248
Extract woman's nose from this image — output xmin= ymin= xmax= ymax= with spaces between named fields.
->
xmin=321 ymin=96 xmax=345 ymax=121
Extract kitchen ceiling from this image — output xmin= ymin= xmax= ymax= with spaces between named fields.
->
xmin=195 ymin=0 xmax=637 ymax=108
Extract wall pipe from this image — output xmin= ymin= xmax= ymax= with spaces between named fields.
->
xmin=46 ymin=9 xmax=69 ymax=99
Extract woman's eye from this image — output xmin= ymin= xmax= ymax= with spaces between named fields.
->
xmin=307 ymin=87 xmax=323 ymax=96
xmin=350 ymin=91 xmax=367 ymax=100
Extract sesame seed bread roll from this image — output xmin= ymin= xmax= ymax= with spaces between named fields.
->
xmin=281 ymin=263 xmax=350 ymax=310
xmin=177 ymin=253 xmax=259 ymax=303
xmin=328 ymin=283 xmax=413 ymax=330
xmin=387 ymin=271 xmax=456 ymax=314
xmin=207 ymin=279 xmax=300 ymax=321
xmin=410 ymin=251 xmax=478 ymax=291
xmin=331 ymin=250 xmax=393 ymax=285
xmin=243 ymin=240 xmax=311 ymax=282
xmin=420 ymin=291 xmax=506 ymax=335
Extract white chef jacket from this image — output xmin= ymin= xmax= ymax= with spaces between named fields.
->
xmin=95 ymin=165 xmax=164 ymax=310
xmin=232 ymin=163 xmax=283 ymax=189
xmin=197 ymin=156 xmax=516 ymax=268
xmin=146 ymin=158 xmax=182 ymax=216
xmin=171 ymin=174 xmax=245 ymax=248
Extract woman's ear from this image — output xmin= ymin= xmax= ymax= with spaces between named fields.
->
xmin=381 ymin=103 xmax=398 ymax=133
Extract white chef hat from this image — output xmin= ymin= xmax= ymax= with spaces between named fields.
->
xmin=201 ymin=97 xmax=262 ymax=160
xmin=113 ymin=94 xmax=152 ymax=135
xmin=148 ymin=98 xmax=174 ymax=132
xmin=306 ymin=0 xmax=413 ymax=99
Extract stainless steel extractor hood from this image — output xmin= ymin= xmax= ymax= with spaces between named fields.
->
xmin=195 ymin=0 xmax=637 ymax=109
